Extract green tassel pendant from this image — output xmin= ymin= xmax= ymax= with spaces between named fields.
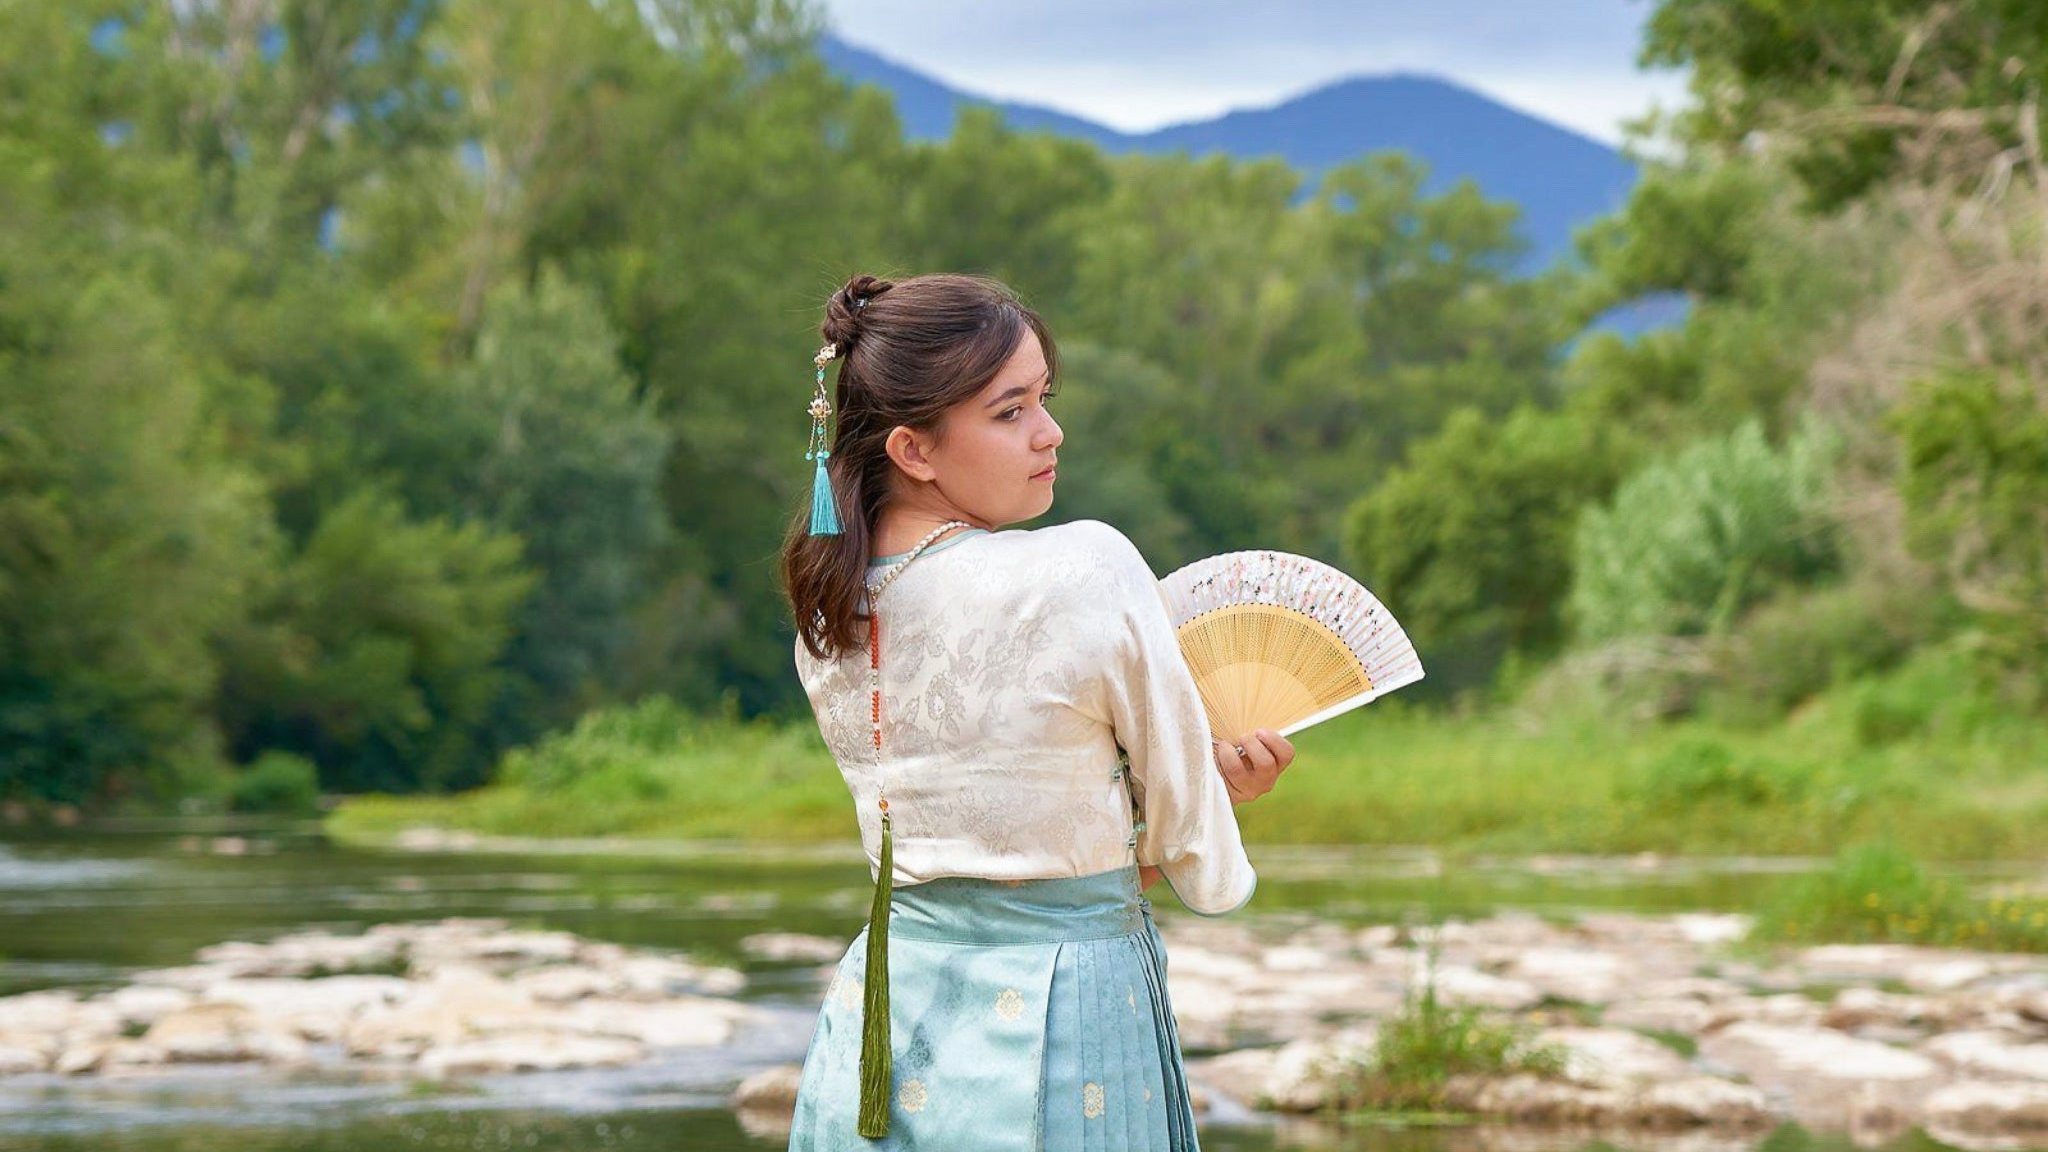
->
xmin=857 ymin=812 xmax=893 ymax=1137
xmin=809 ymin=450 xmax=843 ymax=536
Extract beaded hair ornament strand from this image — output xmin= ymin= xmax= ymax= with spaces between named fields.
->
xmin=804 ymin=289 xmax=972 ymax=1138
xmin=803 ymin=295 xmax=863 ymax=537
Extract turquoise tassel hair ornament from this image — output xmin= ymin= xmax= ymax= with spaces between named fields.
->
xmin=806 ymin=341 xmax=844 ymax=536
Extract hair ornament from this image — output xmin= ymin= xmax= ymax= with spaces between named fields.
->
xmin=805 ymin=339 xmax=844 ymax=536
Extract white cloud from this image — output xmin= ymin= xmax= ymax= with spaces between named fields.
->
xmin=813 ymin=0 xmax=1692 ymax=146
xmin=1458 ymin=70 xmax=1695 ymax=146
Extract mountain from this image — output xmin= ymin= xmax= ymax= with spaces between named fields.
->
xmin=814 ymin=34 xmax=1641 ymax=275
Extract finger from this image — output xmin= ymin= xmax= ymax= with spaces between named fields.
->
xmin=1212 ymin=738 xmax=1254 ymax=797
xmin=1235 ymin=731 xmax=1279 ymax=775
xmin=1256 ymin=728 xmax=1296 ymax=770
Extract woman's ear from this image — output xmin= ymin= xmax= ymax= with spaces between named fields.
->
xmin=885 ymin=425 xmax=940 ymax=483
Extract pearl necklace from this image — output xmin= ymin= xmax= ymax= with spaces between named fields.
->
xmin=863 ymin=519 xmax=976 ymax=813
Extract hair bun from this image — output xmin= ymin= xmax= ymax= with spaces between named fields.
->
xmin=822 ymin=274 xmax=895 ymax=352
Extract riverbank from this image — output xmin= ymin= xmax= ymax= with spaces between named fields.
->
xmin=325 ymin=665 xmax=2048 ymax=860
xmin=16 ymin=906 xmax=2043 ymax=1149
xmin=731 ymin=906 xmax=2048 ymax=1148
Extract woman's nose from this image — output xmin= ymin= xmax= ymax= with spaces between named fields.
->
xmin=1038 ymin=412 xmax=1063 ymax=449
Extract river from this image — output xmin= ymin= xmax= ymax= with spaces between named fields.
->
xmin=0 ymin=816 xmax=2001 ymax=1152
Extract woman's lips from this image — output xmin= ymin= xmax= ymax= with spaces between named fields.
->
xmin=1031 ymin=466 xmax=1057 ymax=480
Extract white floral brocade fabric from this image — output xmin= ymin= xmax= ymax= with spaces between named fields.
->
xmin=793 ymin=519 xmax=1257 ymax=916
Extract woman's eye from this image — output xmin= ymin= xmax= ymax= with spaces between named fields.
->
xmin=1001 ymin=389 xmax=1055 ymax=421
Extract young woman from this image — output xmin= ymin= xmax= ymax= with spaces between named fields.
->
xmin=777 ymin=272 xmax=1294 ymax=1151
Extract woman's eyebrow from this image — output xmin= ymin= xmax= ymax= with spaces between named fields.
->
xmin=983 ymin=369 xmax=1052 ymax=408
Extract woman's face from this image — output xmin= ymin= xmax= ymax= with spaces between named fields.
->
xmin=889 ymin=328 xmax=1062 ymax=529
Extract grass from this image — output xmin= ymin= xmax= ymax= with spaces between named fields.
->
xmin=1741 ymin=839 xmax=2048 ymax=953
xmin=1636 ymin=1028 xmax=1698 ymax=1058
xmin=328 ymin=645 xmax=2048 ymax=865
xmin=1324 ymin=945 xmax=1569 ymax=1119
xmin=327 ymin=695 xmax=852 ymax=846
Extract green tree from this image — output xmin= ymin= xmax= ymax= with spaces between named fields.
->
xmin=1343 ymin=405 xmax=1635 ymax=696
xmin=1569 ymin=419 xmax=1844 ymax=643
xmin=0 ymin=265 xmax=272 ymax=804
xmin=1643 ymin=0 xmax=2048 ymax=209
xmin=435 ymin=268 xmax=672 ymax=716
xmin=1892 ymin=370 xmax=2048 ymax=704
xmin=217 ymin=488 xmax=537 ymax=794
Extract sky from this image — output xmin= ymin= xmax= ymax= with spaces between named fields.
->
xmin=810 ymin=0 xmax=1693 ymax=147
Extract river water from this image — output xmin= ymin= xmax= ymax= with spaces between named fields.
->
xmin=0 ymin=817 xmax=1985 ymax=1152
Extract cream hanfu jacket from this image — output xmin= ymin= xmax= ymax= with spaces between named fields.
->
xmin=793 ymin=518 xmax=1257 ymax=916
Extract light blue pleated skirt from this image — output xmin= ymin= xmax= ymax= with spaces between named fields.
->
xmin=787 ymin=863 xmax=1199 ymax=1151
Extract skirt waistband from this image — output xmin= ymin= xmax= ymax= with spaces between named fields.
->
xmin=884 ymin=864 xmax=1148 ymax=944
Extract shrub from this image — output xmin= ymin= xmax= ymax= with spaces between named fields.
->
xmin=498 ymin=694 xmax=705 ymax=795
xmin=1698 ymin=578 xmax=1931 ymax=724
xmin=1569 ymin=417 xmax=1843 ymax=644
xmin=1617 ymin=735 xmax=1813 ymax=811
xmin=229 ymin=751 xmax=321 ymax=815
xmin=1327 ymin=943 xmax=1567 ymax=1115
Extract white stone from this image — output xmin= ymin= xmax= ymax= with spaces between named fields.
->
xmin=50 ymin=1038 xmax=165 ymax=1075
xmin=562 ymin=997 xmax=750 ymax=1047
xmin=415 ymin=1032 xmax=643 ymax=1077
xmin=1413 ymin=963 xmax=1545 ymax=1011
xmin=1903 ymin=958 xmax=1993 ymax=993
xmin=0 ymin=990 xmax=85 ymax=1033
xmin=733 ymin=1062 xmax=804 ymax=1112
xmin=1671 ymin=913 xmax=1752 ymax=947
xmin=1923 ymin=1030 xmax=2048 ymax=1082
xmin=1185 ymin=1047 xmax=1280 ymax=1109
xmin=1446 ymin=1071 xmax=1776 ymax=1130
xmin=510 ymin=966 xmax=622 ymax=1003
xmin=739 ymin=933 xmax=846 ymax=964
xmin=1703 ymin=1022 xmax=1939 ymax=1081
xmin=1640 ymin=976 xmax=1752 ymax=1002
xmin=1187 ymin=1027 xmax=1378 ymax=1113
xmin=199 ymin=976 xmax=410 ymax=1040
xmin=1797 ymin=943 xmax=1932 ymax=979
xmin=610 ymin=955 xmax=745 ymax=998
xmin=1603 ymin=998 xmax=1717 ymax=1035
xmin=2009 ymin=986 xmax=2048 ymax=1026
xmin=0 ymin=1041 xmax=48 ymax=1074
xmin=1259 ymin=945 xmax=1334 ymax=973
xmin=196 ymin=931 xmax=402 ymax=977
xmin=1700 ymin=992 xmax=1825 ymax=1031
xmin=1538 ymin=1026 xmax=1696 ymax=1087
xmin=444 ymin=929 xmax=581 ymax=965
xmin=1636 ymin=1076 xmax=1778 ymax=1128
xmin=343 ymin=967 xmax=535 ymax=1058
xmin=144 ymin=1002 xmax=308 ymax=1063
xmin=1164 ymin=946 xmax=1261 ymax=983
xmin=1353 ymin=925 xmax=1400 ymax=952
xmin=98 ymin=985 xmax=194 ymax=1027
xmin=1508 ymin=948 xmax=1631 ymax=1005
xmin=1921 ymin=1080 xmax=2048 ymax=1143
xmin=1700 ymin=1021 xmax=1944 ymax=1131
xmin=1264 ymin=1028 xmax=1377 ymax=1112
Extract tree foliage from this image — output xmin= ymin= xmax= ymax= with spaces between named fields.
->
xmin=11 ymin=0 xmax=2048 ymax=806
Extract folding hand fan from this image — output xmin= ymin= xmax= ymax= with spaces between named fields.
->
xmin=1158 ymin=550 xmax=1424 ymax=740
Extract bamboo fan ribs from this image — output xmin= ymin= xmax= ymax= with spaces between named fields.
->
xmin=1159 ymin=550 xmax=1424 ymax=740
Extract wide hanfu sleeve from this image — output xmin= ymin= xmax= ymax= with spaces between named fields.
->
xmin=1083 ymin=521 xmax=1257 ymax=917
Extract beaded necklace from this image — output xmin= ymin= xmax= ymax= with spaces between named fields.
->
xmin=854 ymin=516 xmax=973 ymax=1138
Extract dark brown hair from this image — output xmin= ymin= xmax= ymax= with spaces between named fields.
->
xmin=779 ymin=273 xmax=1060 ymax=663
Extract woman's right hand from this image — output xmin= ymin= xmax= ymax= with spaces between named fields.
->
xmin=1211 ymin=728 xmax=1292 ymax=805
